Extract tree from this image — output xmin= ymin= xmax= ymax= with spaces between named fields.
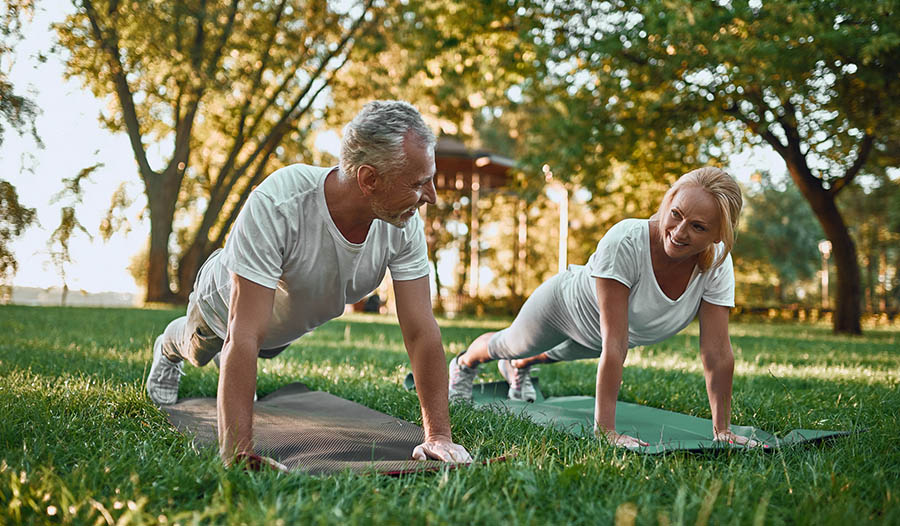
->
xmin=46 ymin=207 xmax=91 ymax=305
xmin=0 ymin=0 xmax=38 ymax=293
xmin=1 ymin=0 xmax=38 ymax=144
xmin=57 ymin=0 xmax=556 ymax=303
xmin=0 ymin=181 xmax=36 ymax=294
xmin=530 ymin=0 xmax=899 ymax=333
xmin=44 ymin=163 xmax=102 ymax=305
xmin=839 ymin=173 xmax=900 ymax=313
xmin=732 ymin=171 xmax=824 ymax=304
xmin=57 ymin=0 xmax=385 ymax=302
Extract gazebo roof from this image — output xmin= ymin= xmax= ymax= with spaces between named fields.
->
xmin=434 ymin=136 xmax=515 ymax=191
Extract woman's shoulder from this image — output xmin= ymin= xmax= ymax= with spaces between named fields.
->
xmin=604 ymin=218 xmax=647 ymax=242
xmin=593 ymin=219 xmax=647 ymax=261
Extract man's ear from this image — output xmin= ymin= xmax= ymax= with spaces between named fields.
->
xmin=357 ymin=164 xmax=378 ymax=196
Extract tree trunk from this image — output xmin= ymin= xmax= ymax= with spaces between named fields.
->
xmin=176 ymin=242 xmax=213 ymax=303
xmin=784 ymin=162 xmax=862 ymax=334
xmin=827 ymin=213 xmax=862 ymax=334
xmin=144 ymin=174 xmax=180 ymax=304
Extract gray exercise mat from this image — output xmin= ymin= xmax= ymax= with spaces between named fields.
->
xmin=164 ymin=382 xmax=448 ymax=474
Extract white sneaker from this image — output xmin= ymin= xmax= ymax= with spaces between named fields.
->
xmin=146 ymin=335 xmax=184 ymax=405
xmin=448 ymin=355 xmax=479 ymax=402
xmin=498 ymin=359 xmax=536 ymax=402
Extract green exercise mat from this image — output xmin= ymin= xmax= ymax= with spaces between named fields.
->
xmin=406 ymin=374 xmax=851 ymax=454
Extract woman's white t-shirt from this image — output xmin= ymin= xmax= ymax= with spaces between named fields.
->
xmin=562 ymin=218 xmax=735 ymax=349
xmin=193 ymin=164 xmax=430 ymax=350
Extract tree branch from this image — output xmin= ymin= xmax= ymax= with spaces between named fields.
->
xmin=81 ymin=0 xmax=154 ymax=180
xmin=222 ymin=0 xmax=376 ymax=192
xmin=208 ymin=0 xmax=289 ymax=210
xmin=201 ymin=0 xmax=239 ymax=80
xmin=829 ymin=133 xmax=874 ymax=196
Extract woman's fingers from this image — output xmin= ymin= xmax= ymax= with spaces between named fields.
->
xmin=714 ymin=431 xmax=762 ymax=448
xmin=610 ymin=432 xmax=648 ymax=448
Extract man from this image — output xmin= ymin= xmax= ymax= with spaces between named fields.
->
xmin=146 ymin=100 xmax=471 ymax=468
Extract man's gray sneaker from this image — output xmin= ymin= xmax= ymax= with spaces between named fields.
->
xmin=448 ymin=355 xmax=479 ymax=402
xmin=498 ymin=359 xmax=536 ymax=402
xmin=146 ymin=335 xmax=184 ymax=405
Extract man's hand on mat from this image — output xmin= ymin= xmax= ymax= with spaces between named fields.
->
xmin=412 ymin=437 xmax=473 ymax=463
xmin=713 ymin=430 xmax=760 ymax=447
xmin=232 ymin=452 xmax=289 ymax=473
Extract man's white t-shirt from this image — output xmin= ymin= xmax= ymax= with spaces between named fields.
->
xmin=193 ymin=163 xmax=430 ymax=350
xmin=563 ymin=218 xmax=735 ymax=349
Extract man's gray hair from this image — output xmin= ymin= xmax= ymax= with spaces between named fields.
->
xmin=340 ymin=100 xmax=436 ymax=180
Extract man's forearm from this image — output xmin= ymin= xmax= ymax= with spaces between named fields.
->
xmin=409 ymin=342 xmax=452 ymax=440
xmin=217 ymin=338 xmax=259 ymax=461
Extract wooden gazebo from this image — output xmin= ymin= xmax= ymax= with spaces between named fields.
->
xmin=425 ymin=136 xmax=526 ymax=299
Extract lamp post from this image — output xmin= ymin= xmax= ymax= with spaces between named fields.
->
xmin=818 ymin=240 xmax=832 ymax=310
xmin=544 ymin=164 xmax=568 ymax=274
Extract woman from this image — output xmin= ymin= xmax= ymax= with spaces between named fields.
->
xmin=448 ymin=167 xmax=758 ymax=448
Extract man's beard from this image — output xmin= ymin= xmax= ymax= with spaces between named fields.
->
xmin=371 ymin=199 xmax=415 ymax=228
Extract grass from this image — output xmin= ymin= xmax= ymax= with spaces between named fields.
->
xmin=0 ymin=304 xmax=897 ymax=525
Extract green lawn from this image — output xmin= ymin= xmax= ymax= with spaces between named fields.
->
xmin=0 ymin=304 xmax=897 ymax=525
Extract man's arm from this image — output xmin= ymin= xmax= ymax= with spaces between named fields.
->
xmin=697 ymin=300 xmax=757 ymax=447
xmin=593 ymin=277 xmax=648 ymax=447
xmin=217 ymin=273 xmax=275 ymax=465
xmin=393 ymin=276 xmax=471 ymax=463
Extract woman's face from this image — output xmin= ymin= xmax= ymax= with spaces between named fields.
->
xmin=659 ymin=186 xmax=721 ymax=262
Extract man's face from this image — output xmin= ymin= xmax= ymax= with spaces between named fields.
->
xmin=370 ymin=138 xmax=437 ymax=228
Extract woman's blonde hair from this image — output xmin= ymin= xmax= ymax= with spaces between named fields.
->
xmin=656 ymin=167 xmax=743 ymax=271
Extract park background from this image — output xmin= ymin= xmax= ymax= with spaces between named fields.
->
xmin=1 ymin=1 xmax=897 ymax=335
xmin=1 ymin=2 xmax=899 ymax=525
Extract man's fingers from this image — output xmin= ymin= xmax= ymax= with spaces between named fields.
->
xmin=446 ymin=444 xmax=473 ymax=463
xmin=234 ymin=452 xmax=289 ymax=473
xmin=261 ymin=455 xmax=289 ymax=472
xmin=412 ymin=441 xmax=472 ymax=463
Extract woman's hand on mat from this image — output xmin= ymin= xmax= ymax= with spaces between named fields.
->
xmin=412 ymin=437 xmax=473 ymax=463
xmin=601 ymin=430 xmax=649 ymax=449
xmin=713 ymin=430 xmax=760 ymax=448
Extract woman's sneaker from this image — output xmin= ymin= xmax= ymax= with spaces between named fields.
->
xmin=146 ymin=335 xmax=184 ymax=405
xmin=498 ymin=359 xmax=536 ymax=402
xmin=448 ymin=355 xmax=479 ymax=402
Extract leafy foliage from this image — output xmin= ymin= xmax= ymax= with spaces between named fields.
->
xmin=44 ymin=164 xmax=101 ymax=300
xmin=0 ymin=0 xmax=39 ymax=293
xmin=0 ymin=180 xmax=36 ymax=289
xmin=734 ymin=171 xmax=824 ymax=302
xmin=56 ymin=0 xmax=389 ymax=300
xmin=0 ymin=0 xmax=39 ymax=146
xmin=509 ymin=0 xmax=900 ymax=332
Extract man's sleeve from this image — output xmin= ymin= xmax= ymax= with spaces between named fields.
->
xmin=388 ymin=214 xmax=431 ymax=281
xmin=219 ymin=191 xmax=285 ymax=289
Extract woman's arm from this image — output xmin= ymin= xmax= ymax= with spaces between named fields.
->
xmin=698 ymin=300 xmax=758 ymax=446
xmin=593 ymin=277 xmax=648 ymax=447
